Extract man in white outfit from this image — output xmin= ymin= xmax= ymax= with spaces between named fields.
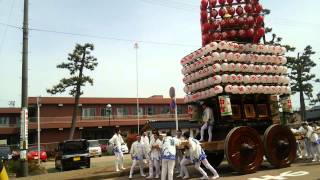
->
xmin=174 ymin=129 xmax=184 ymax=177
xmin=147 ymin=131 xmax=162 ymax=179
xmin=183 ymin=131 xmax=219 ymax=180
xmin=129 ymin=135 xmax=146 ymax=179
xmin=141 ymin=131 xmax=151 ymax=160
xmin=298 ymin=122 xmax=314 ymax=158
xmin=109 ymin=127 xmax=125 ymax=172
xmin=309 ymin=123 xmax=320 ymax=162
xmin=161 ymin=131 xmax=180 ymax=180
xmin=199 ymin=102 xmax=214 ymax=142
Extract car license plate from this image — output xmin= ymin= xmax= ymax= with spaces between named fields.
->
xmin=73 ymin=157 xmax=80 ymax=161
xmin=34 ymin=156 xmax=39 ymax=159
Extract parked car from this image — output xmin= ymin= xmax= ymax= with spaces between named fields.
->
xmin=0 ymin=146 xmax=12 ymax=160
xmin=97 ymin=139 xmax=109 ymax=153
xmin=27 ymin=146 xmax=47 ymax=162
xmin=55 ymin=139 xmax=90 ymax=171
xmin=88 ymin=140 xmax=102 ymax=157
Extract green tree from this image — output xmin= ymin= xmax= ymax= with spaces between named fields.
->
xmin=47 ymin=43 xmax=98 ymax=139
xmin=286 ymin=46 xmax=319 ymax=120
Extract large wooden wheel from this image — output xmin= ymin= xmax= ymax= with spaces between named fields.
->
xmin=263 ymin=124 xmax=297 ymax=168
xmin=205 ymin=151 xmax=224 ymax=168
xmin=225 ymin=126 xmax=264 ymax=174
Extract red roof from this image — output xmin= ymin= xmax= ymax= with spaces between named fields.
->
xmin=0 ymin=108 xmax=21 ymax=114
xmin=28 ymin=97 xmax=186 ymax=105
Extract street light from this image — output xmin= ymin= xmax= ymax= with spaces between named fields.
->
xmin=106 ymin=104 xmax=112 ymax=126
xmin=134 ymin=42 xmax=140 ymax=134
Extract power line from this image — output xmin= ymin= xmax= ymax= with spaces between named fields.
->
xmin=0 ymin=22 xmax=198 ymax=47
xmin=0 ymin=0 xmax=16 ymax=57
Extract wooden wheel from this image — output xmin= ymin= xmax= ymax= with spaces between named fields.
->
xmin=225 ymin=126 xmax=264 ymax=174
xmin=205 ymin=151 xmax=224 ymax=168
xmin=263 ymin=124 xmax=297 ymax=168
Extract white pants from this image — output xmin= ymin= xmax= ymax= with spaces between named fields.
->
xmin=195 ymin=159 xmax=219 ymax=177
xmin=129 ymin=159 xmax=145 ymax=177
xmin=304 ymin=138 xmax=313 ymax=157
xmin=311 ymin=142 xmax=320 ymax=160
xmin=180 ymin=157 xmax=192 ymax=177
xmin=114 ymin=151 xmax=124 ymax=170
xmin=149 ymin=158 xmax=161 ymax=177
xmin=161 ymin=159 xmax=175 ymax=180
xmin=200 ymin=122 xmax=213 ymax=142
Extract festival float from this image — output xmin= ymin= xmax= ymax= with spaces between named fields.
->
xmin=179 ymin=0 xmax=296 ymax=174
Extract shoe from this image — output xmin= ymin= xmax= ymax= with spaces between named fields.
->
xmin=200 ymin=176 xmax=209 ymax=179
xmin=155 ymin=175 xmax=160 ymax=179
xmin=121 ymin=167 xmax=126 ymax=170
xmin=129 ymin=175 xmax=132 ymax=179
xmin=211 ymin=175 xmax=219 ymax=179
xmin=177 ymin=175 xmax=182 ymax=178
xmin=116 ymin=169 xmax=120 ymax=172
xmin=312 ymin=158 xmax=317 ymax=162
xmin=183 ymin=176 xmax=190 ymax=179
xmin=141 ymin=174 xmax=146 ymax=177
xmin=146 ymin=176 xmax=153 ymax=179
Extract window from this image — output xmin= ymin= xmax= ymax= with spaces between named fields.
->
xmin=161 ymin=106 xmax=170 ymax=114
xmin=116 ymin=107 xmax=128 ymax=118
xmin=147 ymin=106 xmax=155 ymax=116
xmin=0 ymin=117 xmax=9 ymax=126
xmin=133 ymin=107 xmax=143 ymax=116
xmin=101 ymin=108 xmax=112 ymax=118
xmin=82 ymin=108 xmax=96 ymax=119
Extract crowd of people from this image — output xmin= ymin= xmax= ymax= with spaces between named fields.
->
xmin=109 ymin=127 xmax=219 ymax=180
xmin=291 ymin=121 xmax=320 ymax=162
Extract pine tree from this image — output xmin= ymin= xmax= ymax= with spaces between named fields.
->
xmin=47 ymin=43 xmax=98 ymax=139
xmin=286 ymin=46 xmax=319 ymax=121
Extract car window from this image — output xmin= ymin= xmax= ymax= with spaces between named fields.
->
xmin=88 ymin=140 xmax=99 ymax=147
xmin=62 ymin=141 xmax=88 ymax=154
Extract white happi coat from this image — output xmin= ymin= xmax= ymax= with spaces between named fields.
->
xmin=150 ymin=138 xmax=162 ymax=160
xmin=130 ymin=141 xmax=145 ymax=160
xmin=109 ymin=133 xmax=124 ymax=153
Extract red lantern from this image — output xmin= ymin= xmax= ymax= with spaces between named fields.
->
xmin=202 ymin=22 xmax=211 ymax=33
xmin=244 ymin=4 xmax=253 ymax=13
xmin=229 ymin=30 xmax=237 ymax=38
xmin=213 ymin=32 xmax=222 ymax=40
xmin=246 ymin=28 xmax=254 ymax=37
xmin=218 ymin=0 xmax=226 ymax=5
xmin=228 ymin=18 xmax=236 ymax=27
xmin=237 ymin=16 xmax=245 ymax=26
xmin=201 ymin=0 xmax=208 ymax=9
xmin=201 ymin=11 xmax=208 ymax=23
xmin=227 ymin=0 xmax=233 ymax=4
xmin=220 ymin=19 xmax=228 ymax=28
xmin=254 ymin=3 xmax=263 ymax=13
xmin=252 ymin=0 xmax=259 ymax=4
xmin=236 ymin=6 xmax=244 ymax=16
xmin=238 ymin=29 xmax=246 ymax=38
xmin=209 ymin=0 xmax=217 ymax=7
xmin=212 ymin=20 xmax=220 ymax=30
xmin=227 ymin=6 xmax=236 ymax=16
xmin=202 ymin=33 xmax=210 ymax=45
xmin=255 ymin=15 xmax=264 ymax=26
xmin=246 ymin=16 xmax=255 ymax=26
xmin=256 ymin=27 xmax=265 ymax=37
xmin=210 ymin=9 xmax=219 ymax=18
xmin=219 ymin=7 xmax=227 ymax=17
xmin=222 ymin=31 xmax=228 ymax=40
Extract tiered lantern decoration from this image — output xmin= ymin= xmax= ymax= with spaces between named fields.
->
xmin=181 ymin=41 xmax=290 ymax=103
xmin=201 ymin=0 xmax=265 ymax=46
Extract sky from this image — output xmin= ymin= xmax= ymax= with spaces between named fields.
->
xmin=0 ymin=0 xmax=319 ymax=109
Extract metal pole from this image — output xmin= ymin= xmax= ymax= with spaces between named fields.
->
xmin=20 ymin=0 xmax=29 ymax=176
xmin=37 ymin=97 xmax=41 ymax=165
xmin=174 ymin=96 xmax=178 ymax=131
xmin=134 ymin=43 xmax=140 ymax=134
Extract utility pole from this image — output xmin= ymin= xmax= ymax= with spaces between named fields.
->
xmin=19 ymin=0 xmax=29 ymax=177
xmin=37 ymin=96 xmax=41 ymax=165
xmin=134 ymin=43 xmax=140 ymax=134
xmin=297 ymin=53 xmax=305 ymax=122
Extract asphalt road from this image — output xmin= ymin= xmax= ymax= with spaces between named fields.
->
xmin=109 ymin=159 xmax=320 ymax=180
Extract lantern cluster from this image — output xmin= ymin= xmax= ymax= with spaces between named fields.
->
xmin=200 ymin=0 xmax=265 ymax=46
xmin=181 ymin=41 xmax=291 ymax=103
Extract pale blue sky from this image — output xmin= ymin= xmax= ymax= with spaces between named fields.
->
xmin=0 ymin=0 xmax=319 ymax=109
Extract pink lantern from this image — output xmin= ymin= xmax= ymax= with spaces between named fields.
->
xmin=222 ymin=74 xmax=229 ymax=83
xmin=250 ymin=75 xmax=257 ymax=83
xmin=212 ymin=63 xmax=221 ymax=72
xmin=218 ymin=41 xmax=227 ymax=50
xmin=239 ymin=53 xmax=247 ymax=62
xmin=234 ymin=53 xmax=241 ymax=61
xmin=244 ymin=75 xmax=250 ymax=84
xmin=238 ymin=85 xmax=246 ymax=94
xmin=227 ymin=52 xmax=234 ymax=60
xmin=221 ymin=63 xmax=229 ymax=71
xmin=232 ymin=85 xmax=239 ymax=94
xmin=245 ymin=85 xmax=252 ymax=94
xmin=237 ymin=74 xmax=243 ymax=82
xmin=264 ymin=86 xmax=270 ymax=94
xmin=252 ymin=85 xmax=258 ymax=93
xmin=242 ymin=64 xmax=249 ymax=72
xmin=213 ymin=75 xmax=222 ymax=84
xmin=225 ymin=84 xmax=233 ymax=93
xmin=229 ymin=63 xmax=236 ymax=72
xmin=230 ymin=74 xmax=237 ymax=83
xmin=254 ymin=65 xmax=261 ymax=73
xmin=214 ymin=85 xmax=223 ymax=94
xmin=235 ymin=63 xmax=242 ymax=72
xmin=257 ymin=85 xmax=264 ymax=93
xmin=261 ymin=75 xmax=268 ymax=83
xmin=212 ymin=52 xmax=220 ymax=61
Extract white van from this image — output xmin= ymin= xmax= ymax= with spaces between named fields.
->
xmin=88 ymin=140 xmax=102 ymax=157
